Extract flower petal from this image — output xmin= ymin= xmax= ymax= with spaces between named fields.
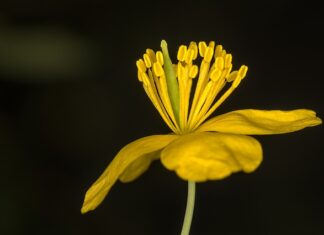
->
xmin=81 ymin=134 xmax=178 ymax=214
xmin=160 ymin=132 xmax=262 ymax=182
xmin=197 ymin=109 xmax=322 ymax=135
xmin=119 ymin=150 xmax=160 ymax=183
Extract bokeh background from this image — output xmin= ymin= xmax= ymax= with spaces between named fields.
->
xmin=1 ymin=1 xmax=323 ymax=234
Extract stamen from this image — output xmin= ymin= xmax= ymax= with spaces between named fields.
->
xmin=189 ymin=81 xmax=213 ymax=125
xmin=177 ymin=63 xmax=186 ymax=81
xmin=150 ymin=64 xmax=180 ymax=131
xmin=178 ymin=63 xmax=188 ymax=129
xmin=177 ymin=45 xmax=187 ymax=62
xmin=215 ymin=57 xmax=224 ymax=70
xmin=233 ymin=65 xmax=248 ymax=88
xmin=208 ymin=41 xmax=215 ymax=50
xmin=153 ymin=62 xmax=164 ymax=77
xmin=182 ymin=78 xmax=193 ymax=131
xmin=193 ymin=65 xmax=248 ymax=129
xmin=198 ymin=41 xmax=207 ymax=57
xmin=203 ymin=46 xmax=214 ymax=63
xmin=209 ymin=68 xmax=222 ymax=82
xmin=221 ymin=49 xmax=227 ymax=58
xmin=188 ymin=60 xmax=211 ymax=124
xmin=156 ymin=51 xmax=164 ymax=65
xmin=238 ymin=65 xmax=248 ymax=78
xmin=215 ymin=45 xmax=223 ymax=57
xmin=198 ymin=78 xmax=226 ymax=116
xmin=137 ymin=71 xmax=143 ymax=82
xmin=136 ymin=40 xmax=247 ymax=134
xmin=224 ymin=54 xmax=232 ymax=68
xmin=146 ymin=49 xmax=156 ymax=63
xmin=137 ymin=48 xmax=180 ymax=133
xmin=189 ymin=65 xmax=198 ymax=78
xmin=140 ymin=71 xmax=150 ymax=87
xmin=159 ymin=74 xmax=179 ymax=129
xmin=149 ymin=68 xmax=180 ymax=132
xmin=143 ymin=53 xmax=152 ymax=68
xmin=193 ymin=85 xmax=234 ymax=130
xmin=136 ymin=59 xmax=147 ymax=73
xmin=189 ymin=42 xmax=198 ymax=60
xmin=142 ymin=83 xmax=177 ymax=133
xmin=185 ymin=49 xmax=195 ymax=64
xmin=226 ymin=71 xmax=238 ymax=82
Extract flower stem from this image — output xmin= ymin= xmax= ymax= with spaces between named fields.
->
xmin=180 ymin=181 xmax=196 ymax=235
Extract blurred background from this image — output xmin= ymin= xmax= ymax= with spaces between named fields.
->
xmin=1 ymin=0 xmax=323 ymax=234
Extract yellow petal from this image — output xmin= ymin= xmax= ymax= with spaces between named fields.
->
xmin=160 ymin=132 xmax=262 ymax=182
xmin=119 ymin=150 xmax=160 ymax=183
xmin=197 ymin=109 xmax=322 ymax=135
xmin=81 ymin=134 xmax=178 ymax=214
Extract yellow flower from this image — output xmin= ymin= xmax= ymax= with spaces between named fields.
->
xmin=81 ymin=40 xmax=321 ymax=214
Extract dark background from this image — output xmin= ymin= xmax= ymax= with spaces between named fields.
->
xmin=1 ymin=1 xmax=323 ymax=234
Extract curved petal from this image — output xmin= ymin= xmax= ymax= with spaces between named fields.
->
xmin=119 ymin=150 xmax=160 ymax=183
xmin=160 ymin=132 xmax=262 ymax=182
xmin=81 ymin=134 xmax=178 ymax=214
xmin=197 ymin=109 xmax=322 ymax=135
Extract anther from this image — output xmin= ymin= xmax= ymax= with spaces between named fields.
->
xmin=215 ymin=45 xmax=223 ymax=57
xmin=224 ymin=54 xmax=232 ymax=68
xmin=238 ymin=65 xmax=248 ymax=79
xmin=143 ymin=53 xmax=152 ymax=68
xmin=226 ymin=71 xmax=238 ymax=82
xmin=136 ymin=59 xmax=147 ymax=73
xmin=224 ymin=64 xmax=233 ymax=78
xmin=198 ymin=41 xmax=207 ymax=57
xmin=146 ymin=49 xmax=156 ymax=63
xmin=153 ymin=62 xmax=164 ymax=77
xmin=185 ymin=49 xmax=195 ymax=64
xmin=189 ymin=65 xmax=198 ymax=78
xmin=215 ymin=57 xmax=224 ymax=70
xmin=221 ymin=49 xmax=227 ymax=58
xmin=210 ymin=68 xmax=222 ymax=81
xmin=156 ymin=51 xmax=164 ymax=65
xmin=189 ymin=42 xmax=198 ymax=59
xmin=208 ymin=41 xmax=215 ymax=50
xmin=177 ymin=45 xmax=187 ymax=62
xmin=203 ymin=46 xmax=214 ymax=63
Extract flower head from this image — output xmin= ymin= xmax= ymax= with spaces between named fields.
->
xmin=81 ymin=40 xmax=321 ymax=214
xmin=136 ymin=40 xmax=247 ymax=134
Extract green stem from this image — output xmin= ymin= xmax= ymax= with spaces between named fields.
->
xmin=180 ymin=181 xmax=196 ymax=235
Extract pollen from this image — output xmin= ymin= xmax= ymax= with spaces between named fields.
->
xmin=136 ymin=40 xmax=248 ymax=134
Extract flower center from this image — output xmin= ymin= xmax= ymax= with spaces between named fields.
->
xmin=136 ymin=40 xmax=248 ymax=134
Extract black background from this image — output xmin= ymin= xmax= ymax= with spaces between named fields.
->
xmin=1 ymin=1 xmax=323 ymax=234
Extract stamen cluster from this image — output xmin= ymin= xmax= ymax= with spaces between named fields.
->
xmin=136 ymin=41 xmax=248 ymax=134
